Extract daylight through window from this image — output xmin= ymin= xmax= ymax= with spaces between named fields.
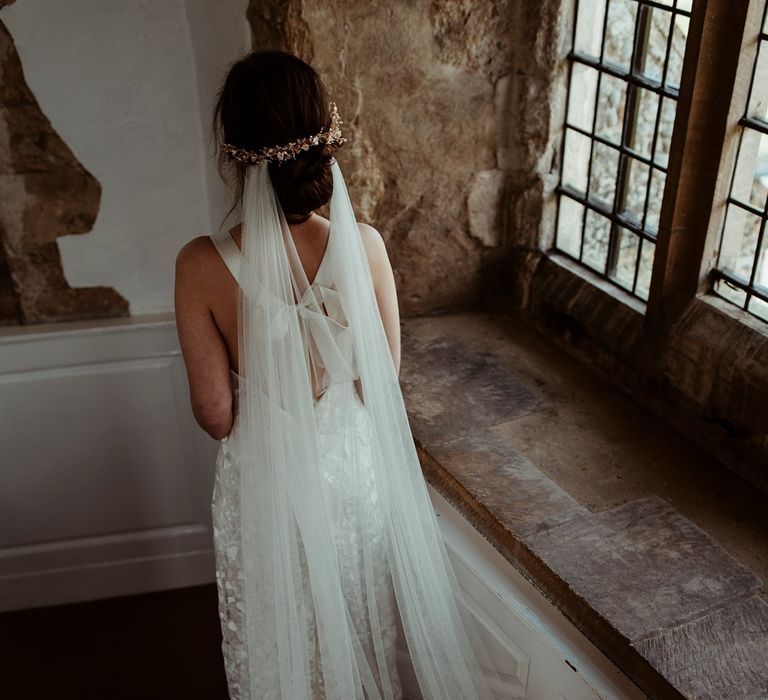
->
xmin=555 ymin=0 xmax=691 ymax=300
xmin=712 ymin=2 xmax=768 ymax=322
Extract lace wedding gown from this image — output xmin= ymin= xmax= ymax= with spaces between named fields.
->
xmin=209 ymin=229 xmax=404 ymax=700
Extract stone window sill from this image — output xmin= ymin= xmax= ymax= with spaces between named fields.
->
xmin=544 ymin=251 xmax=648 ymax=317
xmin=400 ymin=309 xmax=768 ymax=700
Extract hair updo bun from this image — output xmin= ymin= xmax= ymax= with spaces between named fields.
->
xmin=212 ymin=50 xmax=341 ymax=225
xmin=268 ymin=151 xmax=334 ymax=222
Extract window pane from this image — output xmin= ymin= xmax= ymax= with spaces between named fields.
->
xmin=621 ymin=157 xmax=650 ymax=226
xmin=654 ymin=96 xmax=677 ymax=168
xmin=574 ymin=0 xmax=607 ymax=58
xmin=665 ymin=14 xmax=690 ymax=91
xmin=714 ymin=277 xmax=748 ymax=308
xmin=556 ymin=196 xmax=585 ymax=258
xmin=563 ymin=128 xmax=591 ymax=193
xmin=590 ymin=142 xmax=620 ymax=207
xmin=638 ymin=8 xmax=673 ymax=86
xmin=731 ymin=130 xmax=768 ymax=210
xmin=636 ymin=238 xmax=655 ymax=300
xmin=747 ymin=295 xmax=768 ymax=321
xmin=583 ymin=209 xmax=611 ymax=272
xmin=719 ymin=204 xmax=763 ymax=282
xmin=627 ymin=87 xmax=660 ymax=159
xmin=568 ymin=63 xmax=599 ymax=131
xmin=609 ymin=226 xmax=640 ymax=291
xmin=646 ymin=168 xmax=666 ymax=233
xmin=604 ymin=0 xmax=637 ymax=72
xmin=752 ymin=221 xmax=768 ymax=289
xmin=748 ymin=41 xmax=768 ymax=121
xmin=596 ymin=73 xmax=627 ymax=144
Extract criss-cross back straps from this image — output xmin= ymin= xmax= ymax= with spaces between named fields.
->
xmin=210 ymin=230 xmax=241 ymax=285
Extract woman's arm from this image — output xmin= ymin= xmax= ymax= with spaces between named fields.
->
xmin=359 ymin=223 xmax=401 ymax=376
xmin=174 ymin=237 xmax=234 ymax=440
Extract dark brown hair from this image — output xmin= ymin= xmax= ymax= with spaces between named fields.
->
xmin=212 ymin=50 xmax=339 ymax=226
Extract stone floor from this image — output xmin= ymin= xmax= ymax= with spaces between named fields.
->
xmin=400 ymin=310 xmax=768 ymax=700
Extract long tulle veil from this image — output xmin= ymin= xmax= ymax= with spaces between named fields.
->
xmin=228 ymin=155 xmax=503 ymax=699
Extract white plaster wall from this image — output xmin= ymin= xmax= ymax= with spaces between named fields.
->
xmin=2 ymin=0 xmax=249 ymax=315
xmin=183 ymin=0 xmax=250 ymax=239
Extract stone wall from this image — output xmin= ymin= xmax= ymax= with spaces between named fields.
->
xmin=0 ymin=0 xmax=571 ymax=321
xmin=0 ymin=7 xmax=127 ymax=324
xmin=246 ymin=0 xmax=570 ymax=316
xmin=1 ymin=0 xmax=250 ymax=321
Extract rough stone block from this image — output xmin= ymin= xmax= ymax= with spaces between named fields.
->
xmin=0 ymin=20 xmax=127 ymax=324
xmin=426 ymin=430 xmax=588 ymax=538
xmin=525 ymin=495 xmax=762 ymax=641
xmin=246 ymin=0 xmax=568 ymax=315
xmin=635 ymin=595 xmax=768 ymax=700
xmin=400 ymin=331 xmax=540 ymax=446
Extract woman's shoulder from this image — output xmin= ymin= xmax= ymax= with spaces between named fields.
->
xmin=176 ymin=235 xmax=215 ymax=264
xmin=356 ymin=222 xmax=387 ymax=256
xmin=174 ymin=235 xmax=224 ymax=291
xmin=175 ymin=234 xmax=223 ymax=271
xmin=356 ymin=222 xmax=391 ymax=284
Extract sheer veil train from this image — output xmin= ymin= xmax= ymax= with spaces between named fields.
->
xmin=225 ymin=113 xmax=503 ymax=699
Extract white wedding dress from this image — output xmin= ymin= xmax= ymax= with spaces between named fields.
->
xmin=209 ymin=228 xmax=404 ymax=700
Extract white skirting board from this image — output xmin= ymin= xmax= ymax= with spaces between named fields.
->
xmin=0 ymin=314 xmax=645 ymax=699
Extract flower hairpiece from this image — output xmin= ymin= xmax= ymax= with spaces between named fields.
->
xmin=223 ymin=101 xmax=347 ymax=165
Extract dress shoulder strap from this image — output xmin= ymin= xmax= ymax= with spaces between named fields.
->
xmin=210 ymin=230 xmax=241 ymax=285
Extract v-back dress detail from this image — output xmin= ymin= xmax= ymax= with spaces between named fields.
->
xmin=208 ymin=229 xmax=404 ymax=700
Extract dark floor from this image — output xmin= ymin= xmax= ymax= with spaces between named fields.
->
xmin=0 ymin=584 xmax=229 ymax=700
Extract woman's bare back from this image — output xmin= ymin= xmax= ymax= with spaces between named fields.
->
xmin=174 ymin=214 xmax=399 ymax=439
xmin=207 ymin=215 xmax=332 ymax=376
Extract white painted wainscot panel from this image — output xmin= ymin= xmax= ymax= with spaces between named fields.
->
xmin=0 ymin=313 xmax=219 ymax=611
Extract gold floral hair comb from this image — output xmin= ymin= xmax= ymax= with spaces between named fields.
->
xmin=223 ymin=101 xmax=347 ymax=165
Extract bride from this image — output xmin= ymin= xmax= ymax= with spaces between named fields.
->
xmin=174 ymin=50 xmax=500 ymax=700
